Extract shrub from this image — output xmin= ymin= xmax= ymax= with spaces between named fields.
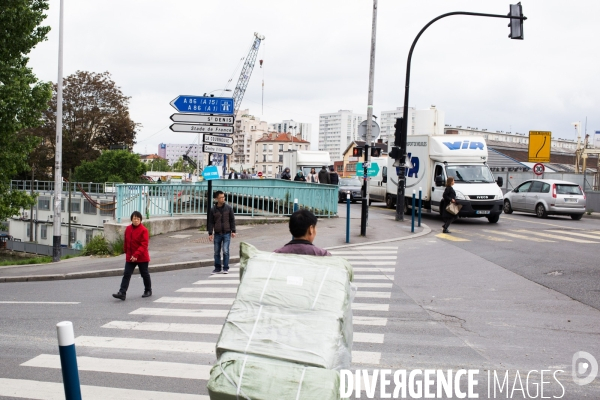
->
xmin=111 ymin=235 xmax=125 ymax=256
xmin=82 ymin=235 xmax=111 ymax=256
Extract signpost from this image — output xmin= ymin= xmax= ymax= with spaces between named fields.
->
xmin=355 ymin=162 xmax=380 ymax=178
xmin=203 ymin=144 xmax=233 ymax=155
xmin=170 ymin=114 xmax=234 ymax=124
xmin=202 ymin=134 xmax=234 ymax=146
xmin=169 ymin=124 xmax=234 ymax=134
xmin=533 ymin=162 xmax=545 ymax=176
xmin=170 ymin=96 xmax=234 ymax=115
xmin=358 ymin=120 xmax=380 ymax=142
xmin=528 ymin=131 xmax=551 ymax=162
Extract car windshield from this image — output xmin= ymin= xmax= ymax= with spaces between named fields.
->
xmin=446 ymin=165 xmax=495 ymax=183
xmin=340 ymin=178 xmax=361 ymax=187
xmin=556 ymin=184 xmax=582 ymax=195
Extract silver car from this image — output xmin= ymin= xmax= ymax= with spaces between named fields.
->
xmin=503 ymin=179 xmax=586 ymax=220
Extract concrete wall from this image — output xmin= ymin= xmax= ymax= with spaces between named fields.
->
xmin=586 ymin=192 xmax=600 ymax=212
xmin=104 ymin=216 xmax=206 ymax=243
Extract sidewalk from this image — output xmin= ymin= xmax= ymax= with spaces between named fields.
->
xmin=0 ymin=205 xmax=430 ymax=282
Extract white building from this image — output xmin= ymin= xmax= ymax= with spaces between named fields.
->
xmin=231 ymin=109 xmax=269 ymax=172
xmin=318 ymin=110 xmax=366 ymax=162
xmin=269 ymin=120 xmax=312 ymax=142
xmin=158 ymin=143 xmax=203 ymax=166
xmin=380 ymin=106 xmax=445 ymax=143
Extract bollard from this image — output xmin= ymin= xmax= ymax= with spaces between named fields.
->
xmin=411 ymin=190 xmax=416 ymax=233
xmin=56 ymin=321 xmax=82 ymax=400
xmin=346 ymin=193 xmax=351 ymax=243
xmin=418 ymin=187 xmax=422 ymax=227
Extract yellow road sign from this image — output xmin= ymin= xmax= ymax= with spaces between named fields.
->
xmin=528 ymin=131 xmax=551 ymax=162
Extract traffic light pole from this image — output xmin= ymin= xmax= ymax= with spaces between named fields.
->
xmin=360 ymin=144 xmax=369 ymax=236
xmin=396 ymin=7 xmax=526 ymax=222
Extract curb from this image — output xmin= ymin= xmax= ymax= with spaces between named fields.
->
xmin=0 ymin=223 xmax=432 ymax=283
xmin=582 ymin=213 xmax=600 ymax=220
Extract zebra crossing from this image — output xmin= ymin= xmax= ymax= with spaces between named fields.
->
xmin=2 ymin=246 xmax=400 ymax=398
xmin=436 ymin=228 xmax=600 ymax=243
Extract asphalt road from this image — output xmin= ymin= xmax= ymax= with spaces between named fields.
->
xmin=0 ymin=204 xmax=599 ymax=399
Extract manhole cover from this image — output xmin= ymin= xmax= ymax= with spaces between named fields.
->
xmin=546 ymin=270 xmax=564 ymax=276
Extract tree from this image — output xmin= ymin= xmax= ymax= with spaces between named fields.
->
xmin=0 ymin=0 xmax=53 ymax=220
xmin=25 ymin=70 xmax=140 ymax=180
xmin=73 ymin=150 xmax=147 ymax=183
xmin=172 ymin=157 xmax=194 ymax=173
xmin=149 ymin=158 xmax=171 ymax=172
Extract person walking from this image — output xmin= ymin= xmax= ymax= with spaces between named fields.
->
xmin=112 ymin=211 xmax=152 ymax=300
xmin=307 ymin=168 xmax=319 ymax=183
xmin=318 ymin=166 xmax=331 ymax=184
xmin=208 ymin=190 xmax=237 ymax=274
xmin=294 ymin=170 xmax=307 ymax=182
xmin=228 ymin=168 xmax=239 ymax=179
xmin=328 ymin=166 xmax=339 ymax=185
xmin=274 ymin=209 xmax=331 ymax=256
xmin=280 ymin=167 xmax=292 ymax=180
xmin=441 ymin=177 xmax=459 ymax=234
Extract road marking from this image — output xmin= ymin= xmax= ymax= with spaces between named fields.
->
xmin=348 ymin=261 xmax=396 ymax=266
xmin=354 ymin=282 xmax=393 ymax=288
xmin=0 ymin=378 xmax=209 ymax=400
xmin=354 ymin=332 xmax=385 ymax=344
xmin=482 ymin=229 xmax=555 ymax=242
xmin=102 ymin=321 xmax=222 ymax=334
xmin=546 ymin=230 xmax=600 ymax=240
xmin=435 ymin=233 xmax=470 ymax=242
xmin=0 ymin=301 xmax=80 ymax=304
xmin=353 ymin=268 xmax=395 ymax=272
xmin=130 ymin=308 xmax=229 ymax=318
xmin=155 ymin=297 xmax=234 ymax=305
xmin=351 ymin=246 xmax=398 ymax=250
xmin=515 ymin=230 xmax=599 ymax=243
xmin=75 ymin=336 xmax=215 ymax=354
xmin=331 ymin=251 xmax=398 ymax=255
xmin=193 ymin=280 xmax=239 ymax=285
xmin=353 ymin=316 xmax=388 ymax=326
xmin=355 ymin=291 xmax=391 ymax=299
xmin=352 ymin=303 xmax=389 ymax=311
xmin=341 ymin=256 xmax=397 ymax=260
xmin=177 ymin=287 xmax=238 ymax=293
xmin=501 ymin=216 xmax=585 ymax=229
xmin=169 ymin=234 xmax=192 ymax=239
xmin=22 ymin=354 xmax=212 ymax=380
xmin=353 ymin=275 xmax=394 ymax=280
xmin=352 ymin=351 xmax=381 ymax=365
xmin=208 ymin=274 xmax=239 ymax=279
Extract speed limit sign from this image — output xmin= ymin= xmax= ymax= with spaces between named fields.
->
xmin=533 ymin=163 xmax=545 ymax=176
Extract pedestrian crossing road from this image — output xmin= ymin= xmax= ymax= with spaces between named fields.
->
xmin=1 ymin=245 xmax=410 ymax=399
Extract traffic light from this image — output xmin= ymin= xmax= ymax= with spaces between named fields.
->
xmin=394 ymin=117 xmax=405 ymax=147
xmin=389 ymin=147 xmax=401 ymax=160
xmin=352 ymin=147 xmax=363 ymax=157
xmin=508 ymin=3 xmax=523 ymax=40
xmin=370 ymin=147 xmax=382 ymax=157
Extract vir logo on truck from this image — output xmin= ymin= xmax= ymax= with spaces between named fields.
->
xmin=443 ymin=141 xmax=485 ymax=150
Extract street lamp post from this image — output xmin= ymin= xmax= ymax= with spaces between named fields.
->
xmin=394 ymin=5 xmax=526 ymax=221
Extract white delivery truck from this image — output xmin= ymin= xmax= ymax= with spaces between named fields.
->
xmin=371 ymin=135 xmax=504 ymax=223
xmin=282 ymin=150 xmax=332 ymax=177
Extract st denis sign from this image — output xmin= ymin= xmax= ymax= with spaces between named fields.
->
xmin=170 ymin=96 xmax=234 ymax=115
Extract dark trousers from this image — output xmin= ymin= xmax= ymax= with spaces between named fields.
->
xmin=443 ymin=212 xmax=457 ymax=229
xmin=119 ymin=262 xmax=151 ymax=293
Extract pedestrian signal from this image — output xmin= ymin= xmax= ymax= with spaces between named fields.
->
xmin=352 ymin=147 xmax=363 ymax=157
xmin=371 ymin=147 xmax=382 ymax=157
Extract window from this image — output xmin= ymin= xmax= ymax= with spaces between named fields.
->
xmin=99 ymin=201 xmax=113 ymax=217
xmin=38 ymin=197 xmax=51 ymax=210
xmin=279 ymin=144 xmax=284 ymax=152
xmin=70 ymin=228 xmax=77 ymax=244
xmin=268 ymin=144 xmax=273 ymax=152
xmin=70 ymin=199 xmax=81 ymax=213
xmin=541 ymin=183 xmax=550 ymax=193
xmin=83 ymin=199 xmax=97 ymax=215
xmin=41 ymin=224 xmax=47 ymax=240
xmin=278 ymin=155 xmax=283 ymax=162
xmin=262 ymin=165 xmax=266 ymax=173
xmin=347 ymin=163 xmax=357 ymax=172
xmin=556 ymin=185 xmax=582 ymax=195
xmin=267 ymin=155 xmax=273 ymax=162
xmin=516 ymin=181 xmax=532 ymax=193
xmin=26 ymin=224 xmax=30 ymax=238
xmin=263 ymin=155 xmax=266 ymax=162
xmin=529 ymin=181 xmax=544 ymax=193
xmin=262 ymin=144 xmax=267 ymax=152
xmin=85 ymin=230 xmax=93 ymax=244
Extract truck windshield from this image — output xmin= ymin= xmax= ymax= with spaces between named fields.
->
xmin=447 ymin=165 xmax=494 ymax=183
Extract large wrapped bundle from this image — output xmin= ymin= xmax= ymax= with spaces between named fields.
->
xmin=207 ymin=352 xmax=340 ymax=400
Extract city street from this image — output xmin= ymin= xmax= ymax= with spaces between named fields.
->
xmin=0 ymin=204 xmax=599 ymax=398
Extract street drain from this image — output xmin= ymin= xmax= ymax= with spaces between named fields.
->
xmin=546 ymin=270 xmax=564 ymax=276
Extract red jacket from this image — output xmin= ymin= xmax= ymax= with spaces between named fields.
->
xmin=124 ymin=224 xmax=150 ymax=263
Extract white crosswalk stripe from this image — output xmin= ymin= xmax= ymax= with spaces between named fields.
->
xmin=546 ymin=230 xmax=600 ymax=239
xmin=177 ymin=287 xmax=238 ymax=293
xmin=102 ymin=321 xmax=223 ymax=334
xmin=516 ymin=229 xmax=599 ymax=243
xmin=353 ymin=267 xmax=395 ymax=272
xmin=193 ymin=280 xmax=238 ymax=285
xmin=130 ymin=307 xmax=229 ymax=318
xmin=354 ymin=282 xmax=393 ymax=288
xmin=355 ymin=291 xmax=391 ymax=299
xmin=354 ymin=274 xmax=394 ymax=280
xmin=75 ymin=336 xmax=216 ymax=354
xmin=154 ymin=296 xmax=234 ymax=305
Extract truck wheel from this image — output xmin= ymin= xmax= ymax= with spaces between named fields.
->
xmin=487 ymin=214 xmax=500 ymax=223
xmin=503 ymin=200 xmax=513 ymax=214
xmin=385 ymin=195 xmax=395 ymax=209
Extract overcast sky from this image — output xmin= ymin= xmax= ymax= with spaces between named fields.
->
xmin=28 ymin=1 xmax=599 ymax=154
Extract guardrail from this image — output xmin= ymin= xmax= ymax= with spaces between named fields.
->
xmin=115 ymin=180 xmax=338 ymax=222
xmin=10 ymin=180 xmax=121 ymax=194
xmin=5 ymin=241 xmax=82 ymax=257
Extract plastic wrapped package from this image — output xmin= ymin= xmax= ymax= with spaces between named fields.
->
xmin=207 ymin=352 xmax=340 ymax=400
xmin=216 ymin=300 xmax=350 ymax=369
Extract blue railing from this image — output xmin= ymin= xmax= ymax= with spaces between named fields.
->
xmin=115 ymin=180 xmax=338 ymax=222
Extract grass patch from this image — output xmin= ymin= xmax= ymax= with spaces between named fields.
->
xmin=0 ymin=256 xmax=52 ymax=266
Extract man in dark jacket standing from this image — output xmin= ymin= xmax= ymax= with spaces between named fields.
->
xmin=318 ymin=166 xmax=330 ymax=184
xmin=208 ymin=191 xmax=236 ymax=274
xmin=328 ymin=166 xmax=339 ymax=185
xmin=274 ymin=209 xmax=331 ymax=256
xmin=280 ymin=167 xmax=291 ymax=180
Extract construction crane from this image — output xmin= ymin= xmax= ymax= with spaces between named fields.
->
xmin=182 ymin=143 xmax=198 ymax=171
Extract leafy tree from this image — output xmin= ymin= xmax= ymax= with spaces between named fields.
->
xmin=25 ymin=70 xmax=139 ymax=180
xmin=172 ymin=156 xmax=194 ymax=173
xmin=73 ymin=150 xmax=147 ymax=183
xmin=0 ymin=0 xmax=53 ymax=220
xmin=148 ymin=158 xmax=171 ymax=172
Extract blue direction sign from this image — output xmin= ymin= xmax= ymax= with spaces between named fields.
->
xmin=170 ymin=96 xmax=234 ymax=115
xmin=202 ymin=165 xmax=220 ymax=181
xmin=355 ymin=162 xmax=380 ymax=177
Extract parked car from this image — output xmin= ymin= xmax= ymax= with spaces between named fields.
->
xmin=503 ymin=179 xmax=586 ymax=220
xmin=338 ymin=177 xmax=363 ymax=203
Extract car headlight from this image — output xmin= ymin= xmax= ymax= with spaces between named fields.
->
xmin=455 ymin=191 xmax=466 ymax=200
xmin=495 ymin=194 xmax=504 ymax=200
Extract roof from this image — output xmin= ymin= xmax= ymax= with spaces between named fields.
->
xmin=342 ymin=140 xmax=387 ymax=156
xmin=255 ymin=132 xmax=309 ymax=143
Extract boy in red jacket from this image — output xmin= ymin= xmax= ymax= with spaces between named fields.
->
xmin=112 ymin=211 xmax=152 ymax=300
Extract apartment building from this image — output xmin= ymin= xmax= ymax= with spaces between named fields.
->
xmin=231 ymin=109 xmax=269 ymax=172
xmin=318 ymin=110 xmax=366 ymax=162
xmin=254 ymin=132 xmax=310 ymax=178
xmin=269 ymin=120 xmax=312 ymax=142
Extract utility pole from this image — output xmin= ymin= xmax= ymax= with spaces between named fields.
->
xmin=52 ymin=0 xmax=65 ymax=262
xmin=361 ymin=0 xmax=378 ymax=236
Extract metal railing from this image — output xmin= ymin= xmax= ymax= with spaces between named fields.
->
xmin=115 ymin=179 xmax=339 ymax=222
xmin=10 ymin=180 xmax=120 ymax=194
xmin=5 ymin=240 xmax=82 ymax=257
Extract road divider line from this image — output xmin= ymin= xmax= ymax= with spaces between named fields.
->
xmin=102 ymin=321 xmax=223 ymax=334
xmin=515 ymin=229 xmax=599 ymax=243
xmin=482 ymin=230 xmax=554 ymax=242
xmin=155 ymin=297 xmax=234 ymax=305
xmin=74 ymin=336 xmax=215 ymax=354
xmin=22 ymin=354 xmax=212 ymax=380
xmin=130 ymin=308 xmax=229 ymax=318
xmin=0 ymin=378 xmax=209 ymax=400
